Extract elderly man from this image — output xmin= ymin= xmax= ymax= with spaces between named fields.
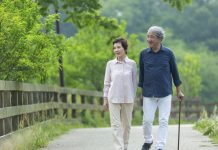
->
xmin=138 ymin=26 xmax=184 ymax=150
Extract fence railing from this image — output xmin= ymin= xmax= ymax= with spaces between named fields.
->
xmin=0 ymin=80 xmax=105 ymax=141
xmin=0 ymin=80 xmax=216 ymax=142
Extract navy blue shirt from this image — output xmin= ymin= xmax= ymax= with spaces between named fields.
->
xmin=138 ymin=45 xmax=182 ymax=98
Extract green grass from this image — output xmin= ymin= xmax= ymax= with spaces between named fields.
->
xmin=1 ymin=117 xmax=78 ymax=150
xmin=80 ymin=110 xmax=110 ymax=127
xmin=194 ymin=118 xmax=218 ymax=144
xmin=194 ymin=107 xmax=218 ymax=144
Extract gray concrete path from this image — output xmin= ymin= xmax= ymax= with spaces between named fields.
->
xmin=41 ymin=124 xmax=218 ymax=150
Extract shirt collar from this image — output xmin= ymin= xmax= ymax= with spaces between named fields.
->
xmin=148 ymin=44 xmax=165 ymax=53
xmin=114 ymin=56 xmax=130 ymax=64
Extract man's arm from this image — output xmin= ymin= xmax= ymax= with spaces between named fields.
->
xmin=169 ymin=51 xmax=184 ymax=100
xmin=169 ymin=51 xmax=182 ymax=86
xmin=138 ymin=51 xmax=144 ymax=88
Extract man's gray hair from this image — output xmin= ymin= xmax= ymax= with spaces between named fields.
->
xmin=147 ymin=26 xmax=165 ymax=40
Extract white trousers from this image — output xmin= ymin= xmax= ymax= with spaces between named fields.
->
xmin=109 ymin=102 xmax=134 ymax=150
xmin=143 ymin=95 xmax=172 ymax=150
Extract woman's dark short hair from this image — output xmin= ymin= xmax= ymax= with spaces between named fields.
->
xmin=113 ymin=37 xmax=128 ymax=54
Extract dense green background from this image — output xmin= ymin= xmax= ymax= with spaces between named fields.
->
xmin=0 ymin=0 xmax=217 ymax=103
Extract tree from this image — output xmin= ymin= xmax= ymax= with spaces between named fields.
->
xmin=62 ymin=21 xmax=125 ymax=90
xmin=35 ymin=0 xmax=119 ymax=29
xmin=163 ymin=0 xmax=192 ymax=10
xmin=199 ymin=51 xmax=218 ymax=102
xmin=178 ymin=54 xmax=202 ymax=98
xmin=0 ymin=0 xmax=63 ymax=81
xmin=164 ymin=0 xmax=218 ymax=51
xmin=102 ymin=0 xmax=218 ymax=52
xmin=35 ymin=0 xmax=119 ymax=86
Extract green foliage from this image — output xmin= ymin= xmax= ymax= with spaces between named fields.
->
xmin=162 ymin=0 xmax=192 ymax=10
xmin=102 ymin=0 xmax=218 ymax=51
xmin=36 ymin=0 xmax=119 ymax=30
xmin=81 ymin=110 xmax=110 ymax=127
xmin=62 ymin=20 xmax=126 ymax=90
xmin=127 ymin=33 xmax=145 ymax=61
xmin=200 ymin=107 xmax=208 ymax=119
xmin=167 ymin=0 xmax=218 ymax=51
xmin=36 ymin=0 xmax=101 ymax=16
xmin=60 ymin=20 xmax=146 ymax=90
xmin=102 ymin=0 xmax=159 ymax=34
xmin=0 ymin=0 xmax=63 ymax=82
xmin=198 ymin=51 xmax=218 ymax=102
xmin=195 ymin=119 xmax=218 ymax=143
xmin=178 ymin=54 xmax=202 ymax=98
xmin=164 ymin=34 xmax=218 ymax=101
xmin=0 ymin=118 xmax=75 ymax=150
xmin=132 ymin=111 xmax=143 ymax=125
xmin=1 ymin=0 xmax=217 ymax=104
xmin=195 ymin=108 xmax=218 ymax=144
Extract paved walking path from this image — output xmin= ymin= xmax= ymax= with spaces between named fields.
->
xmin=41 ymin=124 xmax=218 ymax=150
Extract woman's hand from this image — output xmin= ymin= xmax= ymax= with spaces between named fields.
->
xmin=103 ymin=98 xmax=109 ymax=111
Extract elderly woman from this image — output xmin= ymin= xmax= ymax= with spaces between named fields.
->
xmin=138 ymin=26 xmax=184 ymax=150
xmin=103 ymin=37 xmax=137 ymax=150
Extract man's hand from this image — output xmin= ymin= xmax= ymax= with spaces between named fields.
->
xmin=103 ymin=98 xmax=109 ymax=111
xmin=176 ymin=86 xmax=184 ymax=101
xmin=177 ymin=90 xmax=184 ymax=101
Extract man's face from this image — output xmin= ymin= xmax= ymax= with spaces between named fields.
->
xmin=147 ymin=32 xmax=161 ymax=49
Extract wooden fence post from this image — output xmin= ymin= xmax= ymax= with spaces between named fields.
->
xmin=11 ymin=91 xmax=19 ymax=130
xmin=72 ymin=94 xmax=76 ymax=118
xmin=81 ymin=95 xmax=86 ymax=117
xmin=47 ymin=92 xmax=53 ymax=118
xmin=4 ymin=92 xmax=12 ymax=134
xmin=60 ymin=93 xmax=67 ymax=118
xmin=99 ymin=97 xmax=104 ymax=118
xmin=54 ymin=92 xmax=58 ymax=115
xmin=0 ymin=92 xmax=3 ymax=136
xmin=89 ymin=96 xmax=95 ymax=117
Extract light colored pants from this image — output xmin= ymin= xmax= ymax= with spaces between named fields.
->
xmin=143 ymin=95 xmax=172 ymax=150
xmin=109 ymin=102 xmax=134 ymax=150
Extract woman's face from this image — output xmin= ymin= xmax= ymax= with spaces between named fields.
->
xmin=113 ymin=42 xmax=126 ymax=59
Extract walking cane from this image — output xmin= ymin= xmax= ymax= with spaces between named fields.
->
xmin=177 ymin=100 xmax=182 ymax=150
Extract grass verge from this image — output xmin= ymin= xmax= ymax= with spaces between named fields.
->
xmin=0 ymin=117 xmax=80 ymax=150
xmin=194 ymin=107 xmax=218 ymax=144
